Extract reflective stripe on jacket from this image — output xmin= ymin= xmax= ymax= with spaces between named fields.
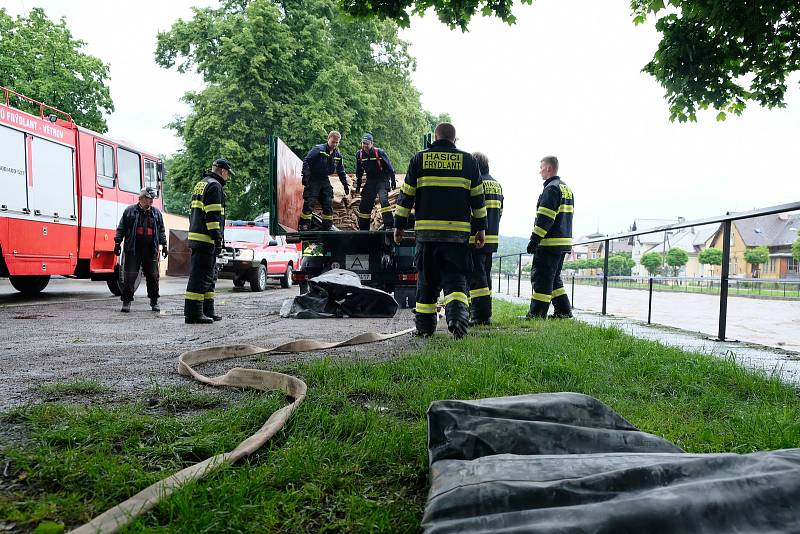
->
xmin=530 ymin=176 xmax=573 ymax=250
xmin=188 ymin=172 xmax=226 ymax=248
xmin=355 ymin=147 xmax=395 ymax=190
xmin=303 ymin=143 xmax=348 ymax=187
xmin=395 ymin=139 xmax=486 ymax=243
xmin=470 ymin=172 xmax=503 ymax=253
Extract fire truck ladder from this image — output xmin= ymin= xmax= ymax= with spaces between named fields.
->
xmin=1 ymin=85 xmax=75 ymax=124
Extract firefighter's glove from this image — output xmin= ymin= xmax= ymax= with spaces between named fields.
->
xmin=113 ymin=243 xmax=122 ymax=256
xmin=526 ymin=240 xmax=537 ymax=255
xmin=161 ymin=245 xmax=168 ymax=259
xmin=301 ymin=175 xmax=309 ymax=187
xmin=343 ymin=183 xmax=350 ymax=196
xmin=390 ymin=178 xmax=397 ymax=190
xmin=355 ymin=186 xmax=361 ymax=195
xmin=213 ymin=242 xmax=223 ymax=257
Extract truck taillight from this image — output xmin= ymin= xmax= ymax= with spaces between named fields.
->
xmin=398 ymin=273 xmax=417 ymax=282
xmin=293 ymin=272 xmax=307 ymax=282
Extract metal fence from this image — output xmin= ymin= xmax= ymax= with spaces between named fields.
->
xmin=494 ymin=201 xmax=800 ymax=341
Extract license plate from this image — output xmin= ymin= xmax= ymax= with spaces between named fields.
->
xmin=216 ymin=258 xmax=229 ymax=265
xmin=358 ymin=273 xmax=371 ymax=281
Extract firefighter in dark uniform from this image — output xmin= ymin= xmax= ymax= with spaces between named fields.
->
xmin=469 ymin=152 xmax=503 ymax=325
xmin=394 ymin=123 xmax=487 ymax=339
xmin=299 ymin=131 xmax=350 ymax=230
xmin=355 ymin=133 xmax=396 ymax=230
xmin=526 ymin=156 xmax=574 ymax=318
xmin=184 ymin=159 xmax=232 ymax=324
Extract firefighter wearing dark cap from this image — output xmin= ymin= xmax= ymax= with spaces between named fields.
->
xmin=469 ymin=152 xmax=503 ymax=325
xmin=355 ymin=133 xmax=396 ymax=230
xmin=184 ymin=158 xmax=233 ymax=324
xmin=526 ymin=155 xmax=574 ymax=319
xmin=299 ymin=131 xmax=350 ymax=231
xmin=394 ymin=122 xmax=487 ymax=339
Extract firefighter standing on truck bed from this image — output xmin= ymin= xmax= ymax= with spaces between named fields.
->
xmin=526 ymin=155 xmax=574 ymax=319
xmin=184 ymin=159 xmax=232 ymax=324
xmin=299 ymin=131 xmax=350 ymax=231
xmin=355 ymin=133 xmax=396 ymax=230
xmin=468 ymin=152 xmax=503 ymax=326
xmin=394 ymin=122 xmax=487 ymax=339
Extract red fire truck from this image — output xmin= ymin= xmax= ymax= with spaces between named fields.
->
xmin=0 ymin=86 xmax=164 ymax=295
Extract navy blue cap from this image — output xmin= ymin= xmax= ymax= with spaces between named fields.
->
xmin=213 ymin=159 xmax=235 ymax=175
xmin=361 ymin=133 xmax=374 ymax=143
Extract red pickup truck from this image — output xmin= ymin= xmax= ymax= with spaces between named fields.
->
xmin=218 ymin=221 xmax=302 ymax=291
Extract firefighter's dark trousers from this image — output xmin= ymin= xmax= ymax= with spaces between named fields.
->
xmin=469 ymin=252 xmax=493 ymax=324
xmin=184 ymin=247 xmax=216 ymax=319
xmin=357 ymin=179 xmax=393 ymax=230
xmin=529 ymin=248 xmax=572 ymax=318
xmin=301 ymin=179 xmax=334 ymax=230
xmin=122 ymin=247 xmax=159 ymax=302
xmin=414 ymin=242 xmax=472 ymax=337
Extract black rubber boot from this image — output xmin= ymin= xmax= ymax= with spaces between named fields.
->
xmin=121 ymin=301 xmax=131 ymax=313
xmin=184 ymin=300 xmax=213 ymax=324
xmin=414 ymin=312 xmax=437 ymax=338
xmin=551 ymin=294 xmax=573 ymax=319
xmin=203 ymin=300 xmax=223 ymax=321
xmin=446 ymin=301 xmax=469 ymax=339
xmin=150 ymin=299 xmax=160 ymax=312
xmin=469 ymin=297 xmax=492 ymax=326
xmin=526 ymin=300 xmax=550 ymax=319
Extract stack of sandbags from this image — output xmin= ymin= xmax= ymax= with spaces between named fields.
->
xmin=327 ymin=174 xmax=406 ymax=230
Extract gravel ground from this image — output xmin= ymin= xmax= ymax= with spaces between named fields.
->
xmin=0 ymin=277 xmax=420 ymax=413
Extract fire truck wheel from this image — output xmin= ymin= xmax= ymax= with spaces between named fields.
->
xmin=9 ymin=275 xmax=51 ymax=295
xmin=280 ymin=265 xmax=293 ymax=289
xmin=250 ymin=263 xmax=268 ymax=292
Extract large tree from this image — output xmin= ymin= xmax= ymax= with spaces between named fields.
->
xmin=0 ymin=8 xmax=113 ymax=132
xmin=743 ymin=245 xmax=769 ymax=277
xmin=156 ymin=0 xmax=440 ymax=219
xmin=665 ymin=247 xmax=689 ymax=276
xmin=343 ymin=1 xmax=800 ymax=121
xmin=640 ymin=251 xmax=663 ymax=276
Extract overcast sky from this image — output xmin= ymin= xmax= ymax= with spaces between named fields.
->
xmin=4 ymin=0 xmax=799 ymax=238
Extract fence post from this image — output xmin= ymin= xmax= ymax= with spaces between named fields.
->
xmin=517 ymin=254 xmax=522 ymax=297
xmin=571 ymin=275 xmax=575 ymax=305
xmin=647 ymin=277 xmax=653 ymax=324
xmin=717 ymin=220 xmax=731 ymax=341
xmin=602 ymin=239 xmax=610 ymax=315
xmin=498 ymin=257 xmax=502 ymax=293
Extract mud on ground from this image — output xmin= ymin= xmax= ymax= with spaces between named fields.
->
xmin=0 ymin=281 xmax=420 ymax=415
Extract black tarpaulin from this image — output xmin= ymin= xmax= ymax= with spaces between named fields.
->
xmin=280 ymin=269 xmax=398 ymax=318
xmin=423 ymin=393 xmax=800 ymax=533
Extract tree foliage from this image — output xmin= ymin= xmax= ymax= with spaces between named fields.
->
xmin=793 ymin=232 xmax=800 ymax=262
xmin=156 ymin=0 xmax=442 ymax=219
xmin=345 ymin=1 xmax=800 ymax=121
xmin=640 ymin=251 xmax=663 ymax=276
xmin=608 ymin=252 xmax=636 ymax=276
xmin=698 ymin=247 xmax=723 ymax=266
xmin=665 ymin=247 xmax=689 ymax=276
xmin=744 ymin=246 xmax=769 ymax=267
xmin=0 ymin=8 xmax=113 ymax=132
xmin=631 ymin=1 xmax=800 ymax=122
xmin=340 ymin=0 xmax=532 ymax=30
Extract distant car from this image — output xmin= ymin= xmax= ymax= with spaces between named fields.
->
xmin=218 ymin=221 xmax=302 ymax=291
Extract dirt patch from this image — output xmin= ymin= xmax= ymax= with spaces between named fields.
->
xmin=0 ymin=282 xmax=417 ymax=414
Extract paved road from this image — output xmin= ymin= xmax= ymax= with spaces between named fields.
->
xmin=0 ymin=276 xmax=417 ymax=413
xmin=495 ymin=276 xmax=800 ymax=353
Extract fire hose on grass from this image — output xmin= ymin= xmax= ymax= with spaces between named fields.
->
xmin=71 ymin=327 xmax=415 ymax=534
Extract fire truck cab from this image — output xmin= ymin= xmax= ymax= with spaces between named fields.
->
xmin=0 ymin=87 xmax=164 ymax=295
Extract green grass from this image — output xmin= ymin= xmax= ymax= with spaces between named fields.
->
xmin=574 ymin=277 xmax=800 ymax=299
xmin=2 ymin=300 xmax=800 ymax=532
xmin=34 ymin=379 xmax=110 ymax=396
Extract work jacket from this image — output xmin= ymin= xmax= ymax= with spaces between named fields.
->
xmin=188 ymin=172 xmax=226 ymax=249
xmin=355 ymin=147 xmax=395 ymax=190
xmin=114 ymin=204 xmax=167 ymax=256
xmin=303 ymin=143 xmax=348 ymax=187
xmin=470 ymin=172 xmax=503 ymax=253
xmin=530 ymin=176 xmax=574 ymax=251
xmin=395 ymin=139 xmax=486 ymax=243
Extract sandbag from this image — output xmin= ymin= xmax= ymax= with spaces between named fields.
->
xmin=280 ymin=269 xmax=398 ymax=318
xmin=423 ymin=393 xmax=800 ymax=533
